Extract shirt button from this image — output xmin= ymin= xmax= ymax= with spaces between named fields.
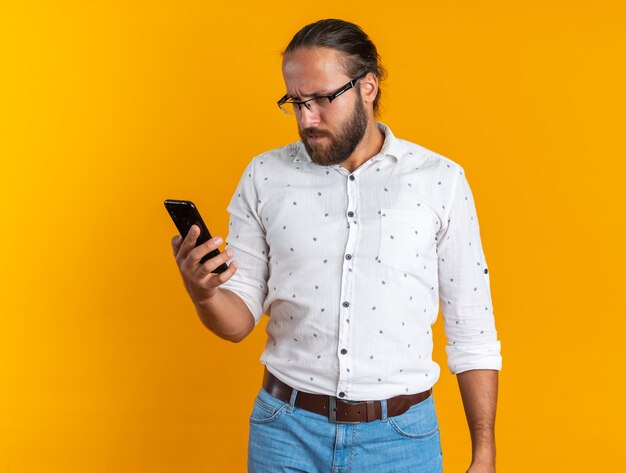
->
xmin=345 ymin=254 xmax=352 ymax=260
xmin=484 ymin=268 xmax=489 ymax=274
xmin=347 ymin=211 xmax=355 ymax=217
xmin=349 ymin=174 xmax=355 ymax=181
xmin=340 ymin=348 xmax=348 ymax=355
xmin=342 ymin=301 xmax=350 ymax=308
xmin=338 ymin=392 xmax=346 ymax=398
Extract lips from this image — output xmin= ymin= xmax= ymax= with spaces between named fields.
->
xmin=304 ymin=132 xmax=330 ymax=144
xmin=302 ymin=128 xmax=330 ymax=139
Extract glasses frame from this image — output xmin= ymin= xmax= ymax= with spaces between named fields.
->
xmin=277 ymin=74 xmax=366 ymax=115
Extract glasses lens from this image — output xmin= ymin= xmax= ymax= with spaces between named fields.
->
xmin=279 ymin=97 xmax=332 ymax=116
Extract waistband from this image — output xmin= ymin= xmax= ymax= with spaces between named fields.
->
xmin=262 ymin=368 xmax=432 ymax=424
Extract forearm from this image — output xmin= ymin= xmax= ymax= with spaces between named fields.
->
xmin=194 ymin=288 xmax=255 ymax=343
xmin=456 ymin=369 xmax=499 ymax=467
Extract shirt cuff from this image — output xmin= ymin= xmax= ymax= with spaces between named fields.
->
xmin=219 ymin=284 xmax=265 ymax=325
xmin=446 ymin=340 xmax=502 ymax=374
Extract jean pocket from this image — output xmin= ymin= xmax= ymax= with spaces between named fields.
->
xmin=249 ymin=388 xmax=287 ymax=425
xmin=388 ymin=396 xmax=440 ymax=439
xmin=378 ymin=207 xmax=438 ymax=275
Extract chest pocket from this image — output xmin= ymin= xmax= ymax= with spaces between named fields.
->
xmin=378 ymin=208 xmax=439 ymax=275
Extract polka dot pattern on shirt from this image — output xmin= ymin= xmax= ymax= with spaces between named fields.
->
xmin=220 ymin=123 xmax=501 ymax=400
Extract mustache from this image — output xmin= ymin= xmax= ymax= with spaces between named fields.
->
xmin=301 ymin=128 xmax=331 ymax=139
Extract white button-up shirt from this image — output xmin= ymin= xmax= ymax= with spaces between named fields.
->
xmin=221 ymin=123 xmax=502 ymax=401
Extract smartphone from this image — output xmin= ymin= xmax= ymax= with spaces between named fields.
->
xmin=164 ymin=199 xmax=228 ymax=274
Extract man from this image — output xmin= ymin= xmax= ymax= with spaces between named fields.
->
xmin=171 ymin=19 xmax=502 ymax=473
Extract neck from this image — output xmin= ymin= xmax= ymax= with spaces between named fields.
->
xmin=340 ymin=120 xmax=385 ymax=173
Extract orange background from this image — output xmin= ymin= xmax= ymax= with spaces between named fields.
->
xmin=1 ymin=1 xmax=625 ymax=471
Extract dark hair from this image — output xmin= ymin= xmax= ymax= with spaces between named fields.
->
xmin=284 ymin=19 xmax=387 ymax=115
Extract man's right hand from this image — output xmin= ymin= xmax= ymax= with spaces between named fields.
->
xmin=171 ymin=224 xmax=238 ymax=306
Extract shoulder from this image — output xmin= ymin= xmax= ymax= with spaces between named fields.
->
xmin=246 ymin=142 xmax=304 ymax=171
xmin=380 ymin=123 xmax=465 ymax=176
xmin=396 ymin=137 xmax=465 ymax=176
xmin=389 ymin=134 xmax=468 ymax=209
xmin=232 ymin=142 xmax=303 ymax=189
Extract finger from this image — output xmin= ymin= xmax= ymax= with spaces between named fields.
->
xmin=212 ymin=259 xmax=238 ymax=286
xmin=187 ymin=235 xmax=223 ymax=267
xmin=171 ymin=235 xmax=183 ymax=256
xmin=196 ymin=246 xmax=233 ymax=279
xmin=176 ymin=225 xmax=202 ymax=262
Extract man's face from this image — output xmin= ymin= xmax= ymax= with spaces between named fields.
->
xmin=282 ymin=47 xmax=368 ymax=166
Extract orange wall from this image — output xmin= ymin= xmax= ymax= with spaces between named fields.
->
xmin=1 ymin=1 xmax=625 ymax=471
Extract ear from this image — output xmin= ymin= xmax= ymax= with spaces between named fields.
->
xmin=359 ymin=72 xmax=379 ymax=106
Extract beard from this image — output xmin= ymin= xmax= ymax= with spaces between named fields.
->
xmin=299 ymin=96 xmax=368 ymax=167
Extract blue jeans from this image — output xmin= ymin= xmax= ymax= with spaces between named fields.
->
xmin=248 ymin=387 xmax=443 ymax=473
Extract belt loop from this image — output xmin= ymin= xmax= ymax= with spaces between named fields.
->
xmin=381 ymin=399 xmax=388 ymax=422
xmin=287 ymin=387 xmax=298 ymax=413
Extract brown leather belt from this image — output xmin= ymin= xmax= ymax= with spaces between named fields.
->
xmin=262 ymin=368 xmax=432 ymax=424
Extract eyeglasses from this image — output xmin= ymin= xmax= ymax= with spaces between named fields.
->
xmin=277 ymin=75 xmax=365 ymax=116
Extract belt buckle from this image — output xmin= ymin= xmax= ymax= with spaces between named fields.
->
xmin=328 ymin=396 xmax=361 ymax=424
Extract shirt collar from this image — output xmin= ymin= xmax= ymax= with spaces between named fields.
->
xmin=291 ymin=122 xmax=405 ymax=164
xmin=373 ymin=122 xmax=404 ymax=162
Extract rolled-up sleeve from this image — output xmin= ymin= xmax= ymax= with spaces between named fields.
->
xmin=436 ymin=166 xmax=502 ymax=374
xmin=220 ymin=159 xmax=269 ymax=325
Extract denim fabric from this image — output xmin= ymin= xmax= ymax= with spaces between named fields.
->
xmin=248 ymin=387 xmax=443 ymax=473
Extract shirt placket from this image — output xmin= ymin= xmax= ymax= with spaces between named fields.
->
xmin=336 ymin=170 xmax=360 ymax=399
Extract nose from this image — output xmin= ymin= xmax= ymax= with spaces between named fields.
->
xmin=298 ymin=104 xmax=320 ymax=129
